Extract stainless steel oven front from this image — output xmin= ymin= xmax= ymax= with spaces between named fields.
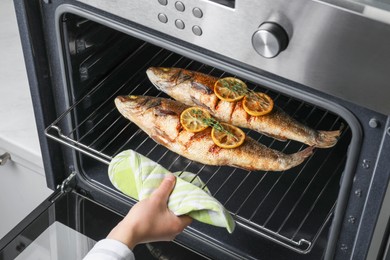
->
xmin=7 ymin=0 xmax=390 ymax=259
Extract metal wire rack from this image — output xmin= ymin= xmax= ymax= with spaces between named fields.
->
xmin=45 ymin=43 xmax=351 ymax=254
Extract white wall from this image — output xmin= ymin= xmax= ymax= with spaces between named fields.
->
xmin=0 ymin=0 xmax=52 ymax=239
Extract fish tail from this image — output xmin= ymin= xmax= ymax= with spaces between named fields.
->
xmin=302 ymin=145 xmax=315 ymax=155
xmin=315 ymin=130 xmax=341 ymax=148
xmin=277 ymin=146 xmax=315 ymax=171
xmin=292 ymin=146 xmax=315 ymax=164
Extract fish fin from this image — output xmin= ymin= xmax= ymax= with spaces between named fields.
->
xmin=287 ymin=146 xmax=315 ymax=170
xmin=150 ymin=134 xmax=168 ymax=146
xmin=154 ymin=107 xmax=179 ymax=116
xmin=261 ymin=132 xmax=288 ymax=142
xmin=191 ymin=81 xmax=213 ymax=94
xmin=297 ymin=146 xmax=315 ymax=159
xmin=315 ymin=130 xmax=341 ymax=148
xmin=150 ymin=129 xmax=173 ymax=146
xmin=190 ymin=96 xmax=212 ymax=111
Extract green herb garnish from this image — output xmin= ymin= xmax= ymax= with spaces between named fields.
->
xmin=192 ymin=108 xmax=235 ymax=137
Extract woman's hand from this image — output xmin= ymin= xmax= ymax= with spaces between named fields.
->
xmin=107 ymin=174 xmax=192 ymax=249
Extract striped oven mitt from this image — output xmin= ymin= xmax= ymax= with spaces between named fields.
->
xmin=108 ymin=150 xmax=235 ymax=233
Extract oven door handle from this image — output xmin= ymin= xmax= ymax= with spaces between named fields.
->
xmin=0 ymin=152 xmax=11 ymax=166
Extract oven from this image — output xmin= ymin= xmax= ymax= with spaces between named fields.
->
xmin=2 ymin=0 xmax=390 ymax=259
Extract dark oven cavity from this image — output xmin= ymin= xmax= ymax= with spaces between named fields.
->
xmin=46 ymin=13 xmax=352 ymax=259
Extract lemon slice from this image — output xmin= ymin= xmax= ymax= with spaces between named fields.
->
xmin=211 ymin=123 xmax=245 ymax=149
xmin=180 ymin=107 xmax=211 ymax=132
xmin=243 ymin=92 xmax=274 ymax=116
xmin=214 ymin=77 xmax=247 ymax=102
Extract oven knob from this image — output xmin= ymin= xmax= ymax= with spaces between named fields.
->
xmin=252 ymin=22 xmax=289 ymax=58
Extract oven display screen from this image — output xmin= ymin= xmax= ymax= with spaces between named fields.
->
xmin=208 ymin=0 xmax=235 ymax=8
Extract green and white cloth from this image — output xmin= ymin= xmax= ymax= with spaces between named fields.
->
xmin=108 ymin=150 xmax=235 ymax=233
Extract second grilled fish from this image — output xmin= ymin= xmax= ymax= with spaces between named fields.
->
xmin=115 ymin=95 xmax=314 ymax=172
xmin=146 ymin=67 xmax=341 ymax=148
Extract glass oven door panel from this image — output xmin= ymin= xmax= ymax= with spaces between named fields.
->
xmin=0 ymin=190 xmax=119 ymax=260
xmin=0 ymin=191 xmax=207 ymax=260
xmin=14 ymin=222 xmax=95 ymax=260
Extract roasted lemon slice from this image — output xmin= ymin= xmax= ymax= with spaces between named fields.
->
xmin=243 ymin=92 xmax=274 ymax=116
xmin=211 ymin=123 xmax=245 ymax=149
xmin=180 ymin=107 xmax=211 ymax=132
xmin=214 ymin=77 xmax=247 ymax=102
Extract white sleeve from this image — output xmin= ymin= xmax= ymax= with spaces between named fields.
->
xmin=83 ymin=239 xmax=135 ymax=260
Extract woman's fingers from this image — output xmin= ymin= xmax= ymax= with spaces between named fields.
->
xmin=151 ymin=174 xmax=176 ymax=203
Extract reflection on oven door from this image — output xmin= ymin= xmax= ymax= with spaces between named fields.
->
xmin=0 ymin=190 xmax=208 ymax=260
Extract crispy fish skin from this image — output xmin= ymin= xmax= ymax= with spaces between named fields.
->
xmin=146 ymin=67 xmax=340 ymax=148
xmin=115 ymin=95 xmax=314 ymax=172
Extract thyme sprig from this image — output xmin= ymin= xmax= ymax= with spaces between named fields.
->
xmin=192 ymin=109 xmax=235 ymax=138
xmin=220 ymin=78 xmax=258 ymax=97
xmin=221 ymin=78 xmax=248 ymax=96
xmin=220 ymin=78 xmax=270 ymax=107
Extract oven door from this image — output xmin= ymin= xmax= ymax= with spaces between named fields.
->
xmin=0 ymin=187 xmax=208 ymax=260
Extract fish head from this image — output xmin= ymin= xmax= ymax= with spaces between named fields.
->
xmin=115 ymin=95 xmax=185 ymax=144
xmin=115 ymin=95 xmax=185 ymax=120
xmin=146 ymin=67 xmax=193 ymax=92
xmin=114 ymin=95 xmax=162 ymax=119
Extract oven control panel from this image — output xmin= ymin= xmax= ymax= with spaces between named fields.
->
xmin=73 ymin=0 xmax=295 ymax=61
xmin=156 ymin=0 xmax=205 ymax=36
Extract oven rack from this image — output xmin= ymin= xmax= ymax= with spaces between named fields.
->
xmin=45 ymin=48 xmax=350 ymax=254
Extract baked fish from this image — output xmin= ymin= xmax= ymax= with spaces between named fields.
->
xmin=146 ymin=67 xmax=340 ymax=148
xmin=115 ymin=95 xmax=314 ymax=172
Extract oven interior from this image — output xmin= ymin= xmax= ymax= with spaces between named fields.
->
xmin=46 ymin=12 xmax=353 ymax=258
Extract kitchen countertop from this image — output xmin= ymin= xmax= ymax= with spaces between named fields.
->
xmin=0 ymin=0 xmax=44 ymax=175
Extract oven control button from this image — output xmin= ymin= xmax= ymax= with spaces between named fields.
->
xmin=158 ymin=0 xmax=168 ymax=6
xmin=175 ymin=19 xmax=185 ymax=29
xmin=192 ymin=26 xmax=202 ymax=36
xmin=158 ymin=13 xmax=168 ymax=23
xmin=252 ymin=22 xmax=289 ymax=58
xmin=175 ymin=1 xmax=185 ymax=12
xmin=192 ymin=7 xmax=203 ymax=18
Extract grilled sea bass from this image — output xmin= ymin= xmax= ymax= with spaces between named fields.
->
xmin=146 ymin=67 xmax=340 ymax=148
xmin=115 ymin=95 xmax=314 ymax=172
